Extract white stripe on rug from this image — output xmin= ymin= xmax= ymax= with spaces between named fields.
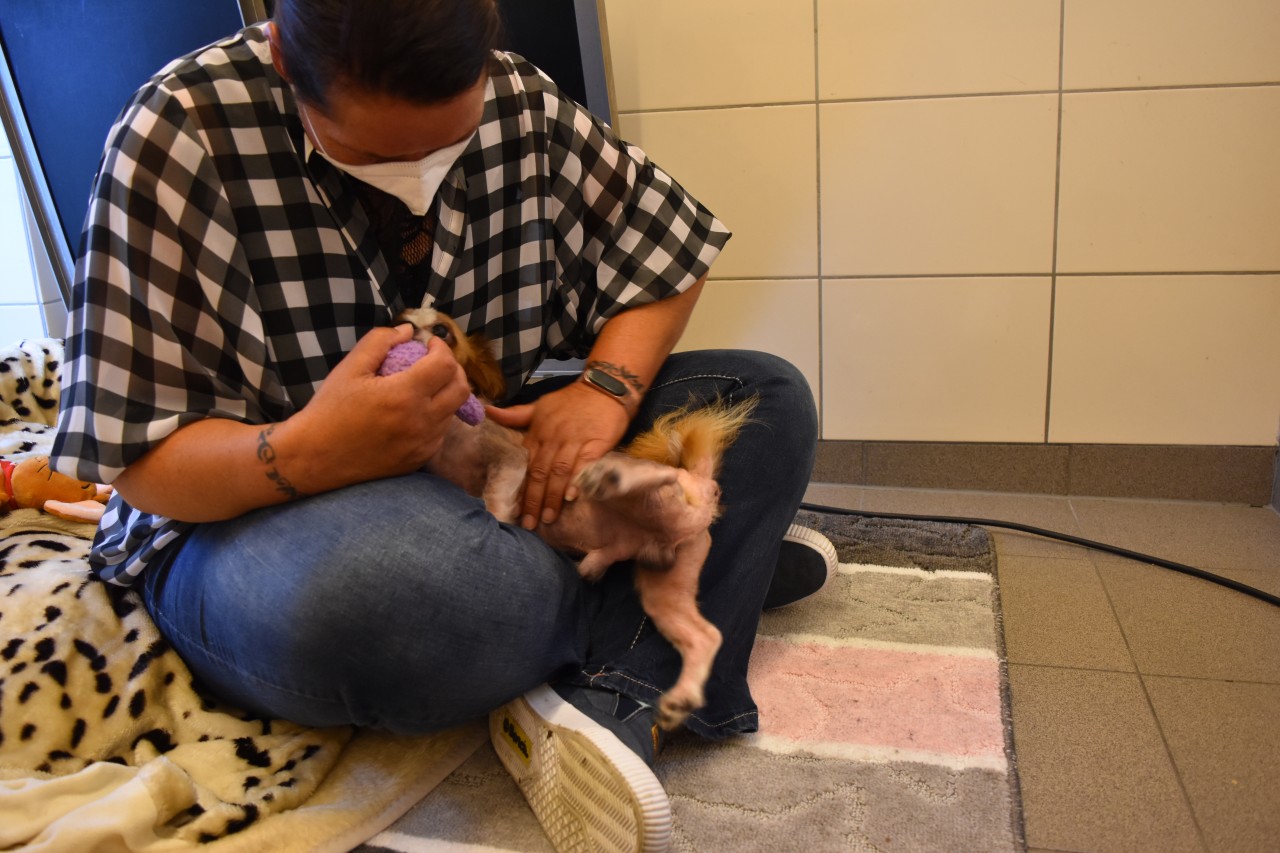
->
xmin=363 ymin=832 xmax=522 ymax=853
xmin=840 ymin=561 xmax=996 ymax=581
xmin=774 ymin=631 xmax=998 ymax=660
xmin=745 ymin=732 xmax=1010 ymax=772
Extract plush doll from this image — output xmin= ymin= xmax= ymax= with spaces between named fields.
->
xmin=1 ymin=456 xmax=111 ymax=523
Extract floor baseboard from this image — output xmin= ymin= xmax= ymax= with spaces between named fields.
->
xmin=813 ymin=441 xmax=1278 ymax=506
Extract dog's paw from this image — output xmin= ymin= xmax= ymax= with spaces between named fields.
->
xmin=574 ymin=458 xmax=623 ymax=501
xmin=576 ymin=551 xmax=611 ymax=582
xmin=657 ymin=689 xmax=702 ymax=731
xmin=575 ymin=455 xmax=680 ymax=502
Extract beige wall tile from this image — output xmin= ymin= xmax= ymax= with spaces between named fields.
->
xmin=675 ymin=279 xmax=820 ymax=407
xmin=818 ymin=0 xmax=1061 ymax=100
xmin=1049 ymin=276 xmax=1280 ymax=445
xmin=1058 ymin=87 xmax=1280 ymax=274
xmin=820 ymin=96 xmax=1058 ymax=276
xmin=821 ymin=278 xmax=1052 ymax=441
xmin=618 ymin=105 xmax=818 ymax=279
xmin=1065 ymin=0 xmax=1280 ymax=90
xmin=603 ymin=0 xmax=814 ymax=112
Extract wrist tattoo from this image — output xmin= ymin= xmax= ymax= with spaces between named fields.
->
xmin=257 ymin=426 xmax=299 ymax=501
xmin=584 ymin=360 xmax=645 ymax=395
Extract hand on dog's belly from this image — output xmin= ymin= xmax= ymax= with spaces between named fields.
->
xmin=486 ymin=383 xmax=629 ymax=528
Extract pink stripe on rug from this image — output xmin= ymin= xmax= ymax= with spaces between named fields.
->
xmin=748 ymin=636 xmax=1005 ymax=760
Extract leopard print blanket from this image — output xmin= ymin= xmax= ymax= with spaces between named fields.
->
xmin=0 ymin=339 xmax=485 ymax=851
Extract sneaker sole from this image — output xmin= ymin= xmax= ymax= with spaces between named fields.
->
xmin=765 ymin=524 xmax=839 ymax=610
xmin=491 ymin=684 xmax=672 ymax=853
xmin=783 ymin=523 xmax=838 ymax=580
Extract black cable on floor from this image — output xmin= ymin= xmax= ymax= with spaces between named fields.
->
xmin=798 ymin=501 xmax=1280 ymax=608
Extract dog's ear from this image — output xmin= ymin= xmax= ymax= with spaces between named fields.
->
xmin=456 ymin=333 xmax=507 ymax=401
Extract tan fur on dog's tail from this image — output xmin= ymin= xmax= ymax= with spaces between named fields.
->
xmin=625 ymin=398 xmax=757 ymax=478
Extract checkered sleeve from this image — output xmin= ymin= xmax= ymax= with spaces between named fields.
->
xmin=514 ymin=57 xmax=732 ymax=349
xmin=51 ymin=79 xmax=272 ymax=486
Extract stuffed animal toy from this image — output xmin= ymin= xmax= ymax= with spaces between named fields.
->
xmin=1 ymin=456 xmax=111 ymax=523
xmin=380 ymin=339 xmax=487 ymax=425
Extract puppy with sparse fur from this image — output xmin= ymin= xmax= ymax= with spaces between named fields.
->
xmin=398 ymin=301 xmax=753 ymax=728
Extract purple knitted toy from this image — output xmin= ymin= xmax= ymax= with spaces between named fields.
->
xmin=379 ymin=340 xmax=485 ymax=425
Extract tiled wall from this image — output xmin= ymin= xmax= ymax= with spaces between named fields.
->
xmin=608 ymin=0 xmax=1280 ymax=448
xmin=2 ymin=2 xmax=1276 ymax=453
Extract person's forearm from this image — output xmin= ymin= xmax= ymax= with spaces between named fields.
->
xmin=584 ymin=276 xmax=706 ymax=398
xmin=111 ymin=325 xmax=473 ymax=523
xmin=110 ymin=415 xmax=330 ymax=523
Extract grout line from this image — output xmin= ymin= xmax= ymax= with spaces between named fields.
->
xmin=708 ymin=270 xmax=1280 ymax=283
xmin=615 ymin=80 xmax=1280 ymax=116
xmin=1070 ymin=497 xmax=1214 ymax=851
xmin=812 ymin=0 xmax=825 ymax=443
xmin=1009 ymin=662 xmax=1280 ymax=692
xmin=1045 ymin=0 xmax=1067 ymax=445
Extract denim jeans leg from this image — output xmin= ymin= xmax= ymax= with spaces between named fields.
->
xmin=141 ymin=472 xmax=592 ymax=734
xmin=557 ymin=350 xmax=818 ymax=739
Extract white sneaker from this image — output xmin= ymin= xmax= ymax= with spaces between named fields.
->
xmin=491 ymin=684 xmax=672 ymax=853
xmin=764 ymin=523 xmax=838 ymax=610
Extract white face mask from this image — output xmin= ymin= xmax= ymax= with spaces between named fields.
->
xmin=300 ymin=101 xmax=473 ymax=216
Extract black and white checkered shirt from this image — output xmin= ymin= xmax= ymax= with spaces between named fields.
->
xmin=50 ymin=25 xmax=730 ymax=586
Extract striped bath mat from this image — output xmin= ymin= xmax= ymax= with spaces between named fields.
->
xmin=361 ymin=510 xmax=1024 ymax=851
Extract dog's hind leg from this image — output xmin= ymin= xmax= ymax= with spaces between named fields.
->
xmin=634 ymin=531 xmax=722 ymax=730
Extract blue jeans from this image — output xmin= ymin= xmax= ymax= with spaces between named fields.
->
xmin=141 ymin=350 xmax=817 ymax=739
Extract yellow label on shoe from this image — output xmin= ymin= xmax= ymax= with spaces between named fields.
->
xmin=499 ymin=711 xmax=532 ymax=766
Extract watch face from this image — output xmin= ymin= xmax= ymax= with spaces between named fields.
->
xmin=585 ymin=368 xmax=627 ymax=397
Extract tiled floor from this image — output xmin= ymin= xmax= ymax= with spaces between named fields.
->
xmin=802 ymin=482 xmax=1280 ymax=853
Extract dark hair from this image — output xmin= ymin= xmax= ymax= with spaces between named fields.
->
xmin=274 ymin=0 xmax=502 ymax=108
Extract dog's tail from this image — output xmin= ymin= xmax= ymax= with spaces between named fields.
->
xmin=625 ymin=397 xmax=757 ymax=478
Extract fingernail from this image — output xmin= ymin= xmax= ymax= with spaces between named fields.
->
xmin=541 ymin=508 xmax=556 ymax=525
xmin=521 ymin=515 xmax=536 ymax=530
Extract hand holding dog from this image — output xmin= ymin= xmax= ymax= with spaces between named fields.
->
xmin=486 ymin=382 xmax=629 ymax=529
xmin=111 ymin=325 xmax=471 ymax=522
xmin=302 ymin=324 xmax=473 ymax=485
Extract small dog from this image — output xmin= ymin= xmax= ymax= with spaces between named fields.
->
xmin=399 ymin=302 xmax=753 ymax=728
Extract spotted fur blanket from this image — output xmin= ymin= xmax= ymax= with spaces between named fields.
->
xmin=0 ymin=339 xmax=485 ymax=852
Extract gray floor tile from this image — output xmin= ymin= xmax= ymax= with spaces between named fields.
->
xmin=1007 ymin=665 xmax=1204 ymax=853
xmin=997 ymin=554 xmax=1134 ymax=671
xmin=1090 ymin=555 xmax=1280 ymax=602
xmin=1070 ymin=498 xmax=1280 ymax=576
xmin=1145 ymin=677 xmax=1280 ymax=853
xmin=858 ymin=487 xmax=1089 ymax=560
xmin=1094 ymin=558 xmax=1280 ymax=683
xmin=802 ymin=482 xmax=862 ymax=511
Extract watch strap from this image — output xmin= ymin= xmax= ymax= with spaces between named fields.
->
xmin=579 ymin=365 xmax=640 ymax=415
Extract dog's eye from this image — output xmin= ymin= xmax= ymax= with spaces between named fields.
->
xmin=430 ymin=323 xmax=455 ymax=344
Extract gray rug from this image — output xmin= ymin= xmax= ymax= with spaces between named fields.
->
xmin=359 ymin=510 xmax=1024 ymax=852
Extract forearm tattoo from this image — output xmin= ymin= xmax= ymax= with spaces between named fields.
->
xmin=257 ymin=425 xmax=299 ymax=501
xmin=584 ymin=360 xmax=645 ymax=395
